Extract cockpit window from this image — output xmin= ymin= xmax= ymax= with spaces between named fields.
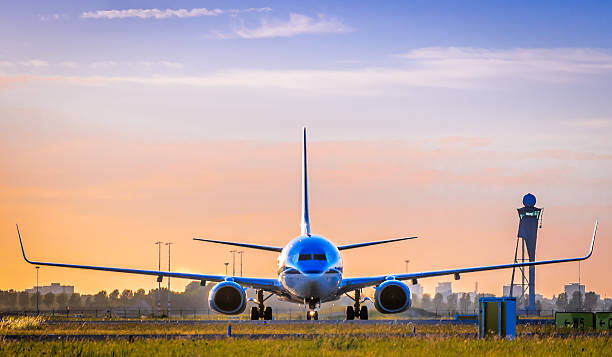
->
xmin=313 ymin=254 xmax=326 ymax=261
xmin=298 ymin=254 xmax=312 ymax=261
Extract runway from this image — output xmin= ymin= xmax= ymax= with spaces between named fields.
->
xmin=44 ymin=319 xmax=553 ymax=325
xmin=2 ymin=332 xmax=469 ymax=341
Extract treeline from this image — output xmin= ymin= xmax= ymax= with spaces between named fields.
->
xmin=554 ymin=291 xmax=602 ymax=311
xmin=412 ymin=293 xmax=493 ymax=314
xmin=411 ymin=291 xmax=609 ymax=314
xmin=0 ymin=282 xmax=211 ymax=311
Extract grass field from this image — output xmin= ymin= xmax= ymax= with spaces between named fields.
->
xmin=1 ymin=317 xmax=610 ymax=356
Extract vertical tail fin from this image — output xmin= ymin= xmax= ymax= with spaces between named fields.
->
xmin=301 ymin=127 xmax=311 ymax=236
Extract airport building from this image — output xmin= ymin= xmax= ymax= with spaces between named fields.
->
xmin=564 ymin=283 xmax=585 ymax=299
xmin=503 ymin=285 xmax=523 ymax=298
xmin=25 ymin=283 xmax=74 ymax=295
xmin=410 ymin=283 xmax=423 ymax=300
xmin=502 ymin=285 xmax=543 ymax=302
xmin=435 ymin=282 xmax=452 ymax=303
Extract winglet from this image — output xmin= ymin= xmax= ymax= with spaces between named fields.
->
xmin=16 ymin=224 xmax=33 ymax=264
xmin=585 ymin=219 xmax=598 ymax=259
xmin=301 ymin=127 xmax=311 ymax=236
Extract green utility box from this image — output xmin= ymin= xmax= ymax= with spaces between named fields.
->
xmin=479 ymin=297 xmax=516 ymax=340
xmin=595 ymin=312 xmax=612 ymax=330
xmin=555 ymin=312 xmax=595 ymax=329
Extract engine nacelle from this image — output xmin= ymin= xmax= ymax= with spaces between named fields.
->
xmin=374 ymin=279 xmax=412 ymax=314
xmin=208 ymin=281 xmax=247 ymax=315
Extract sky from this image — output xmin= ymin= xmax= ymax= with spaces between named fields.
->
xmin=1 ymin=1 xmax=611 ymax=299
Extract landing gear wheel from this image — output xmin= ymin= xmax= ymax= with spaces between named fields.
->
xmin=264 ymin=306 xmax=273 ymax=320
xmin=346 ymin=306 xmax=355 ymax=320
xmin=359 ymin=306 xmax=368 ymax=320
xmin=306 ymin=312 xmax=311 ymax=320
xmin=314 ymin=311 xmax=319 ymax=320
xmin=250 ymin=306 xmax=259 ymax=320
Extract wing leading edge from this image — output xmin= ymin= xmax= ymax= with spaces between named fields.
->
xmin=192 ymin=238 xmax=283 ymax=252
xmin=340 ymin=220 xmax=598 ymax=294
xmin=337 ymin=236 xmax=418 ymax=250
xmin=17 ymin=225 xmax=282 ymax=292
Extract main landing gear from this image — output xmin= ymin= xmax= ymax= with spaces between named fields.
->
xmin=250 ymin=290 xmax=273 ymax=320
xmin=346 ymin=289 xmax=368 ymax=320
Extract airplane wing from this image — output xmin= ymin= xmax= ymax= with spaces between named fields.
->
xmin=192 ymin=238 xmax=283 ymax=252
xmin=337 ymin=236 xmax=418 ymax=250
xmin=339 ymin=220 xmax=598 ymax=294
xmin=17 ymin=225 xmax=283 ymax=292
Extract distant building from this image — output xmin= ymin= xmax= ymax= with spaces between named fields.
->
xmin=410 ymin=284 xmax=423 ymax=300
xmin=603 ymin=298 xmax=612 ymax=311
xmin=564 ymin=283 xmax=585 ymax=299
xmin=26 ymin=282 xmax=74 ymax=295
xmin=436 ymin=282 xmax=452 ymax=303
xmin=467 ymin=292 xmax=477 ymax=303
xmin=503 ymin=285 xmax=524 ymax=298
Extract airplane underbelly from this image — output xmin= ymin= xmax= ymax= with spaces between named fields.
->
xmin=282 ymin=273 xmax=341 ymax=299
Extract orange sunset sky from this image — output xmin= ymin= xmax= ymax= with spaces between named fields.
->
xmin=1 ymin=127 xmax=610 ymax=298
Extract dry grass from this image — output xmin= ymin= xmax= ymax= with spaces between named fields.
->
xmin=0 ymin=316 xmax=47 ymax=331
xmin=0 ymin=320 xmax=609 ymax=356
xmin=1 ymin=335 xmax=610 ymax=356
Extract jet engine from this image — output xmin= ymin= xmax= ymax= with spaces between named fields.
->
xmin=208 ymin=281 xmax=247 ymax=315
xmin=374 ymin=279 xmax=412 ymax=314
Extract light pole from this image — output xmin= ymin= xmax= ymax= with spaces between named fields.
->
xmin=224 ymin=262 xmax=229 ymax=276
xmin=35 ymin=266 xmax=40 ymax=315
xmin=165 ymin=242 xmax=174 ymax=316
xmin=578 ymin=261 xmax=582 ymax=311
xmin=238 ymin=251 xmax=244 ymax=277
xmin=230 ymin=250 xmax=237 ymax=276
xmin=154 ymin=241 xmax=163 ymax=316
xmin=404 ymin=259 xmax=410 ymax=273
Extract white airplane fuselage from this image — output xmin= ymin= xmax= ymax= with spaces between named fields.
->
xmin=277 ymin=235 xmax=343 ymax=304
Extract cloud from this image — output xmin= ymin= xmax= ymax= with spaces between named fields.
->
xmin=38 ymin=13 xmax=66 ymax=21
xmin=59 ymin=61 xmax=78 ymax=68
xmin=230 ymin=13 xmax=352 ymax=39
xmin=395 ymin=47 xmax=612 ymax=81
xmin=89 ymin=61 xmax=117 ymax=69
xmin=20 ymin=59 xmax=49 ymax=67
xmin=0 ymin=61 xmax=11 ymax=67
xmin=565 ymin=119 xmax=612 ymax=129
xmin=80 ymin=7 xmax=270 ymax=20
xmin=3 ymin=48 xmax=612 ymax=94
xmin=226 ymin=7 xmax=272 ymax=17
xmin=159 ymin=61 xmax=183 ymax=69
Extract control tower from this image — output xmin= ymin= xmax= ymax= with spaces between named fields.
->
xmin=510 ymin=193 xmax=542 ymax=314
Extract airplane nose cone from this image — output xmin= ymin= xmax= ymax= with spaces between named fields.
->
xmin=281 ymin=271 xmax=341 ymax=299
xmin=303 ymin=278 xmax=323 ymax=297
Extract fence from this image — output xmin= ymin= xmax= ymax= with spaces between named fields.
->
xmin=1 ymin=308 xmax=609 ymax=320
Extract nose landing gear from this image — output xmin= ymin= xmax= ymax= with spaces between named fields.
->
xmin=306 ymin=310 xmax=319 ymax=320
xmin=250 ymin=290 xmax=273 ymax=320
xmin=305 ymin=298 xmax=320 ymax=321
xmin=345 ymin=289 xmax=368 ymax=320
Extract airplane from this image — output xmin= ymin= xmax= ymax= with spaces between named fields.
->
xmin=17 ymin=128 xmax=598 ymax=321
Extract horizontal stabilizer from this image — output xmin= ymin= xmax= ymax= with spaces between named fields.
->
xmin=337 ymin=236 xmax=418 ymax=250
xmin=193 ymin=238 xmax=283 ymax=252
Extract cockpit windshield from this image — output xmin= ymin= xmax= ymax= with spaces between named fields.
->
xmin=279 ymin=235 xmax=342 ymax=273
xmin=298 ymin=254 xmax=312 ymax=261
xmin=298 ymin=253 xmax=327 ymax=261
